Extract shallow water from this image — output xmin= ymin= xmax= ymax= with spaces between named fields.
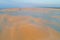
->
xmin=0 ymin=10 xmax=60 ymax=32
xmin=0 ymin=8 xmax=60 ymax=40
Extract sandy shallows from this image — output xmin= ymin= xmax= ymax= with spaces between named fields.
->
xmin=0 ymin=14 xmax=59 ymax=40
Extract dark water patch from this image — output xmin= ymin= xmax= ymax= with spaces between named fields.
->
xmin=46 ymin=23 xmax=60 ymax=32
xmin=49 ymin=18 xmax=60 ymax=23
xmin=0 ymin=25 xmax=2 ymax=32
xmin=0 ymin=12 xmax=6 ymax=14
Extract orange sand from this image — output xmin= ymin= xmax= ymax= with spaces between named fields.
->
xmin=0 ymin=14 xmax=59 ymax=40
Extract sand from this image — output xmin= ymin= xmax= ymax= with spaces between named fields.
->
xmin=0 ymin=8 xmax=60 ymax=40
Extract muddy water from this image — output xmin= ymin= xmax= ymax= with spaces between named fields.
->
xmin=0 ymin=8 xmax=60 ymax=40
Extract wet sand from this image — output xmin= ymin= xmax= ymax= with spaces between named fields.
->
xmin=0 ymin=8 xmax=60 ymax=40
